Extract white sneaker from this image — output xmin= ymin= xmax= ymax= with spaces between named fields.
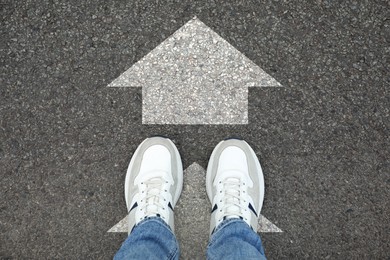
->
xmin=124 ymin=137 xmax=183 ymax=233
xmin=206 ymin=139 xmax=265 ymax=235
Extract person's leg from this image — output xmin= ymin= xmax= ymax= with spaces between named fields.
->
xmin=114 ymin=217 xmax=179 ymax=259
xmin=206 ymin=218 xmax=266 ymax=259
xmin=206 ymin=139 xmax=267 ymax=259
xmin=114 ymin=137 xmax=183 ymax=260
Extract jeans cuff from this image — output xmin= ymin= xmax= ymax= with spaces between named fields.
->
xmin=132 ymin=216 xmax=173 ymax=234
xmin=212 ymin=218 xmax=250 ymax=236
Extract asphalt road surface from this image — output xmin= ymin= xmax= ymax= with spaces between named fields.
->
xmin=1 ymin=0 xmax=389 ymax=259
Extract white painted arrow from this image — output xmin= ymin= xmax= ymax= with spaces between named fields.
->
xmin=108 ymin=163 xmax=282 ymax=234
xmin=108 ymin=17 xmax=282 ymax=125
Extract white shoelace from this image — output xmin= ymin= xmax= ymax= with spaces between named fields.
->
xmin=139 ymin=177 xmax=169 ymax=220
xmin=216 ymin=177 xmax=248 ymax=222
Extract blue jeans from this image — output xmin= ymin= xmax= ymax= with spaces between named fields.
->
xmin=114 ymin=217 xmax=266 ymax=259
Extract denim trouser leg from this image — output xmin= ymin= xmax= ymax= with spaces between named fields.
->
xmin=206 ymin=218 xmax=266 ymax=260
xmin=114 ymin=217 xmax=179 ymax=260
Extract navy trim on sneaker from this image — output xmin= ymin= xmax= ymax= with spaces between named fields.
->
xmin=248 ymin=203 xmax=258 ymax=217
xmin=128 ymin=202 xmax=138 ymax=213
xmin=168 ymin=202 xmax=174 ymax=211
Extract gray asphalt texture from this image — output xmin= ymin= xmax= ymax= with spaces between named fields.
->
xmin=1 ymin=0 xmax=389 ymax=259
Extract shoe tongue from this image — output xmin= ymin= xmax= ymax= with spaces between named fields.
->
xmin=224 ymin=204 xmax=241 ymax=218
xmin=146 ymin=213 xmax=160 ymax=218
xmin=223 ymin=178 xmax=242 ymax=217
xmin=225 ymin=215 xmax=240 ymax=220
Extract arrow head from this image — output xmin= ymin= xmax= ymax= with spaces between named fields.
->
xmin=109 ymin=17 xmax=281 ymax=88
